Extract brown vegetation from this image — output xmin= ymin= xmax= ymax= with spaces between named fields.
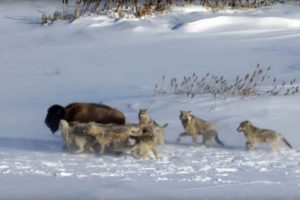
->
xmin=154 ymin=64 xmax=299 ymax=98
xmin=50 ymin=0 xmax=284 ymax=20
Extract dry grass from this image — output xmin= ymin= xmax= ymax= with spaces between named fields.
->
xmin=153 ymin=64 xmax=300 ymax=98
xmin=41 ymin=10 xmax=73 ymax=25
xmin=46 ymin=0 xmax=288 ymax=20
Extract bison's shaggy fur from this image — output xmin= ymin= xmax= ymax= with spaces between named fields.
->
xmin=45 ymin=102 xmax=126 ymax=134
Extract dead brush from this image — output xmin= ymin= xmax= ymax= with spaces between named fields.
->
xmin=42 ymin=0 xmax=282 ymax=21
xmin=153 ymin=64 xmax=300 ymax=98
xmin=58 ymin=0 xmax=170 ymax=19
xmin=136 ymin=3 xmax=152 ymax=17
xmin=41 ymin=10 xmax=73 ymax=25
xmin=155 ymin=1 xmax=167 ymax=13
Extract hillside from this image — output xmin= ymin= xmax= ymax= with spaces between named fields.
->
xmin=0 ymin=1 xmax=300 ymax=199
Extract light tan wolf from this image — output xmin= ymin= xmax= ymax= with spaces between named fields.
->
xmin=59 ymin=120 xmax=95 ymax=153
xmin=131 ymin=126 xmax=158 ymax=159
xmin=87 ymin=123 xmax=144 ymax=154
xmin=177 ymin=111 xmax=224 ymax=147
xmin=138 ymin=109 xmax=168 ymax=145
xmin=237 ymin=120 xmax=292 ymax=151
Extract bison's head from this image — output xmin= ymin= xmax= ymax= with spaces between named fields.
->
xmin=45 ymin=104 xmax=66 ymax=134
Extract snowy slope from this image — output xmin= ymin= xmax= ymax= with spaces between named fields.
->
xmin=0 ymin=1 xmax=300 ymax=199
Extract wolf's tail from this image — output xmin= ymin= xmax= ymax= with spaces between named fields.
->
xmin=281 ymin=136 xmax=293 ymax=149
xmin=215 ymin=134 xmax=225 ymax=146
xmin=161 ymin=123 xmax=168 ymax=128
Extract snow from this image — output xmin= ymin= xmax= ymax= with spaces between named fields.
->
xmin=0 ymin=0 xmax=300 ymax=199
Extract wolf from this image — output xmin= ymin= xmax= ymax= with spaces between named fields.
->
xmin=138 ymin=109 xmax=168 ymax=145
xmin=130 ymin=126 xmax=158 ymax=159
xmin=59 ymin=120 xmax=95 ymax=153
xmin=110 ymin=137 xmax=138 ymax=156
xmin=237 ymin=120 xmax=292 ymax=151
xmin=177 ymin=111 xmax=224 ymax=147
xmin=87 ymin=123 xmax=144 ymax=154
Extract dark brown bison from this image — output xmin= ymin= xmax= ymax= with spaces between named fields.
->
xmin=45 ymin=102 xmax=126 ymax=134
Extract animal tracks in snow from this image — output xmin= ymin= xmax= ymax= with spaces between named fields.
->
xmin=0 ymin=145 xmax=299 ymax=188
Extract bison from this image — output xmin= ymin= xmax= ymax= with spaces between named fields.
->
xmin=45 ymin=102 xmax=126 ymax=134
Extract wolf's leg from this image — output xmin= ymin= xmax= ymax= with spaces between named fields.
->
xmin=245 ymin=141 xmax=255 ymax=150
xmin=95 ymin=137 xmax=106 ymax=154
xmin=73 ymin=146 xmax=84 ymax=154
xmin=131 ymin=145 xmax=140 ymax=159
xmin=62 ymin=143 xmax=69 ymax=152
xmin=139 ymin=144 xmax=149 ymax=159
xmin=269 ymin=140 xmax=281 ymax=152
xmin=176 ymin=132 xmax=190 ymax=143
xmin=73 ymin=148 xmax=84 ymax=154
xmin=135 ymin=146 xmax=145 ymax=159
xmin=73 ymin=141 xmax=85 ymax=154
xmin=87 ymin=143 xmax=95 ymax=153
xmin=202 ymin=133 xmax=213 ymax=147
xmin=100 ymin=143 xmax=106 ymax=154
xmin=151 ymin=146 xmax=158 ymax=159
xmin=157 ymin=130 xmax=165 ymax=145
xmin=192 ymin=134 xmax=198 ymax=146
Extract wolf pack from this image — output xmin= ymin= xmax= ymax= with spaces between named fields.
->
xmin=45 ymin=102 xmax=293 ymax=159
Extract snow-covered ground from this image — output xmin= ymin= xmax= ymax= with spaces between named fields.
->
xmin=0 ymin=0 xmax=300 ymax=199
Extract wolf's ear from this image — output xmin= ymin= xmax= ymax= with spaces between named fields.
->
xmin=188 ymin=111 xmax=192 ymax=114
xmin=244 ymin=120 xmax=251 ymax=125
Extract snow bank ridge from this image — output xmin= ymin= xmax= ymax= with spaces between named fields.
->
xmin=180 ymin=16 xmax=300 ymax=33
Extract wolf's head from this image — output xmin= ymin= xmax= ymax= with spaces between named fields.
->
xmin=179 ymin=111 xmax=192 ymax=126
xmin=138 ymin=108 xmax=150 ymax=123
xmin=237 ymin=120 xmax=252 ymax=132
